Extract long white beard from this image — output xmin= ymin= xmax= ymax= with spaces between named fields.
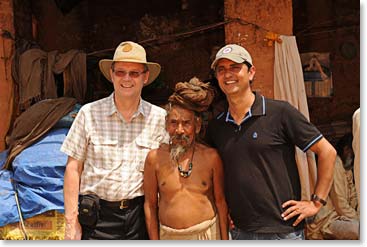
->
xmin=169 ymin=134 xmax=191 ymax=161
xmin=170 ymin=144 xmax=187 ymax=161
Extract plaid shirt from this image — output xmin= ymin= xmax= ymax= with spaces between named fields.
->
xmin=61 ymin=93 xmax=168 ymax=201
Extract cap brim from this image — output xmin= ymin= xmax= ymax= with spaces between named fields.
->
xmin=210 ymin=55 xmax=247 ymax=69
xmin=99 ymin=59 xmax=161 ymax=86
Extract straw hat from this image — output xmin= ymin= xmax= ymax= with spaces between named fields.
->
xmin=99 ymin=41 xmax=161 ymax=86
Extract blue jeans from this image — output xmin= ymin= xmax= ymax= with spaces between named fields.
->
xmin=230 ymin=227 xmax=305 ymax=240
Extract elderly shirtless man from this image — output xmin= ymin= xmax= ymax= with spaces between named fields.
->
xmin=143 ymin=77 xmax=228 ymax=240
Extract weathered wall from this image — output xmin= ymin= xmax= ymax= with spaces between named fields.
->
xmin=294 ymin=0 xmax=359 ymax=143
xmin=31 ymin=0 xmax=87 ymax=52
xmin=0 ymin=0 xmax=15 ymax=151
xmin=223 ymin=0 xmax=293 ymax=98
xmin=13 ymin=0 xmax=32 ymax=40
xmin=31 ymin=0 xmax=225 ymax=93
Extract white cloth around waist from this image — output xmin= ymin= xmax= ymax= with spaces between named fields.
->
xmin=159 ymin=215 xmax=220 ymax=240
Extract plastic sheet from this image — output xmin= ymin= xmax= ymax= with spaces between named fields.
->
xmin=0 ymin=128 xmax=69 ymax=226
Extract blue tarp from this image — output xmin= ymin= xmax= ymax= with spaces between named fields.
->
xmin=0 ymin=150 xmax=19 ymax=227
xmin=53 ymin=103 xmax=82 ymax=129
xmin=0 ymin=128 xmax=69 ymax=227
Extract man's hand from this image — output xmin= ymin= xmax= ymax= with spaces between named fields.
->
xmin=281 ymin=200 xmax=322 ymax=226
xmin=64 ymin=219 xmax=82 ymax=240
xmin=228 ymin=214 xmax=235 ymax=230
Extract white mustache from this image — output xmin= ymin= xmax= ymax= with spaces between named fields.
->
xmin=170 ymin=135 xmax=190 ymax=143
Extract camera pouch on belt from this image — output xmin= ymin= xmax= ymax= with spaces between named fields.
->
xmin=78 ymin=194 xmax=100 ymax=227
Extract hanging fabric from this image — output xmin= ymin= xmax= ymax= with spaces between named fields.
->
xmin=273 ymin=35 xmax=317 ymax=201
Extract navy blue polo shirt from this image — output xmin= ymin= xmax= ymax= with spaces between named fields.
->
xmin=206 ymin=92 xmax=323 ymax=234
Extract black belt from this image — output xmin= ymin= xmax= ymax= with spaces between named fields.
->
xmin=100 ymin=196 xmax=144 ymax=210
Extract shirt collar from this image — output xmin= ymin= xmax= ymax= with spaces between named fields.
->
xmin=224 ymin=91 xmax=266 ymax=123
xmin=106 ymin=93 xmax=147 ymax=118
xmin=250 ymin=91 xmax=266 ymax=116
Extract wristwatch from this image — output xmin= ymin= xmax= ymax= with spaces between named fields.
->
xmin=311 ymin=194 xmax=327 ymax=206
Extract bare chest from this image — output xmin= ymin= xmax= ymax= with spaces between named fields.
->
xmin=157 ymin=162 xmax=213 ymax=194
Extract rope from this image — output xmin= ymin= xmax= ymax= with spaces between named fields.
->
xmin=13 ymin=183 xmax=29 ymax=240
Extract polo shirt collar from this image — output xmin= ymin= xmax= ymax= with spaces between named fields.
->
xmin=225 ymin=91 xmax=266 ymax=123
xmin=250 ymin=91 xmax=266 ymax=116
xmin=106 ymin=93 xmax=146 ymax=118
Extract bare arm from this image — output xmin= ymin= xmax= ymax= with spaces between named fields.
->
xmin=282 ymin=137 xmax=336 ymax=226
xmin=63 ymin=156 xmax=84 ymax=240
xmin=212 ymin=150 xmax=229 ymax=240
xmin=310 ymin=137 xmax=336 ymax=202
xmin=143 ymin=151 xmax=160 ymax=240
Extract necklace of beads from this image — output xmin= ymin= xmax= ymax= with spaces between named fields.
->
xmin=176 ymin=144 xmax=195 ymax=178
xmin=178 ymin=162 xmax=193 ymax=178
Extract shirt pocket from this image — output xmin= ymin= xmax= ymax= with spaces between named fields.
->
xmin=88 ymin=138 xmax=120 ymax=169
xmin=135 ymin=135 xmax=153 ymax=172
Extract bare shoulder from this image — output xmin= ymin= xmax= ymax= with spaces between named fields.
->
xmin=148 ymin=144 xmax=169 ymax=157
xmin=145 ymin=144 xmax=169 ymax=169
xmin=197 ymin=143 xmax=220 ymax=157
xmin=196 ymin=143 xmax=222 ymax=166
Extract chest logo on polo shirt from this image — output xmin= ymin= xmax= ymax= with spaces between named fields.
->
xmin=252 ymin=132 xmax=258 ymax=139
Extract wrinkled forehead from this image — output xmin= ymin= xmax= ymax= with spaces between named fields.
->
xmin=166 ymin=104 xmax=196 ymax=120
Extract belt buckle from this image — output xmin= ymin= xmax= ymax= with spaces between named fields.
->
xmin=119 ymin=199 xmax=128 ymax=209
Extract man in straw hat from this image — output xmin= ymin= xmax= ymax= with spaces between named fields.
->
xmin=61 ymin=41 xmax=168 ymax=240
xmin=205 ymin=44 xmax=336 ymax=239
xmin=143 ymin=77 xmax=229 ymax=240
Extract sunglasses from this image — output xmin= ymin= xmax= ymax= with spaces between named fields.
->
xmin=112 ymin=69 xmax=147 ymax=78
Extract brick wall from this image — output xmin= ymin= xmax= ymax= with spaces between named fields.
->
xmin=0 ymin=0 xmax=15 ymax=151
xmin=223 ymin=0 xmax=293 ymax=98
